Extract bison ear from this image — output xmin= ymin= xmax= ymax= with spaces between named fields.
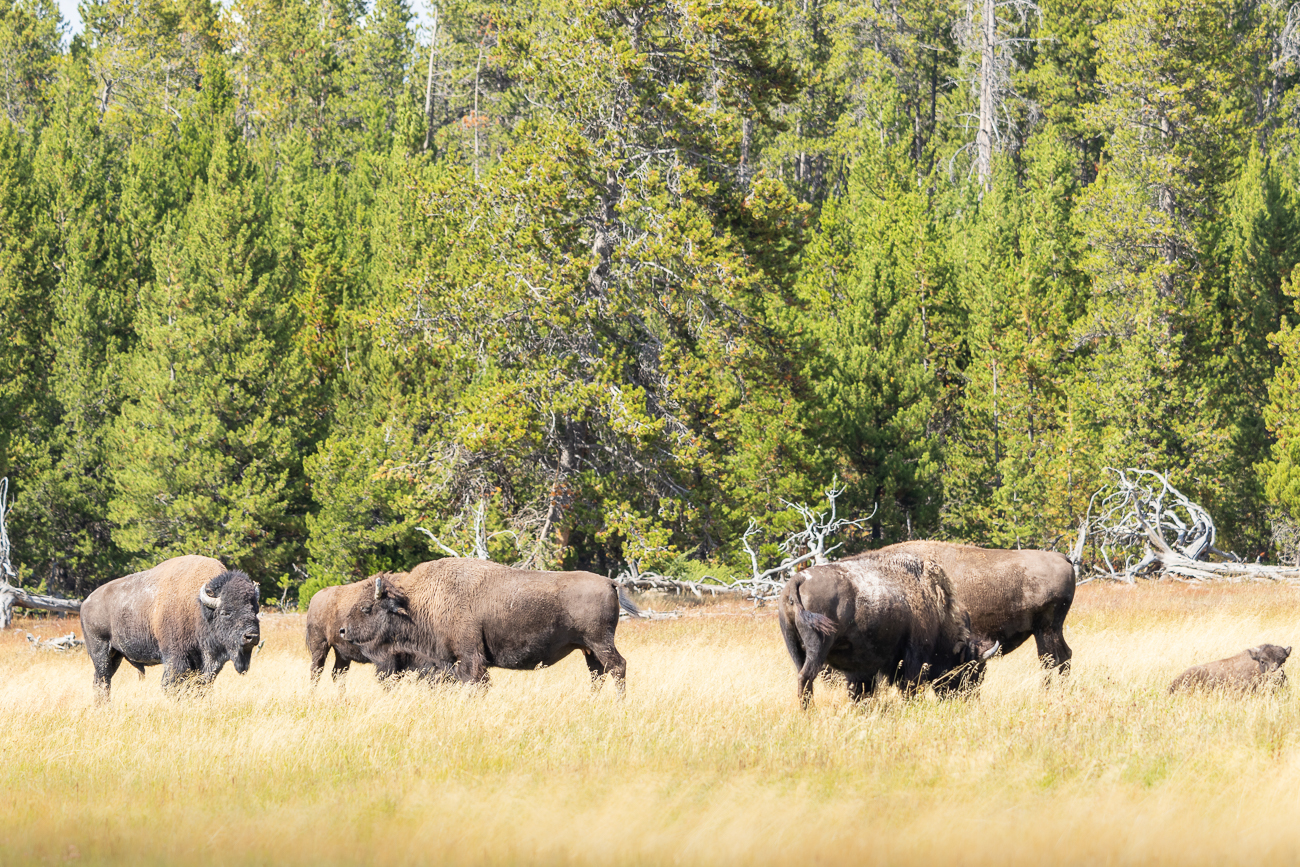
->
xmin=1248 ymin=646 xmax=1266 ymax=662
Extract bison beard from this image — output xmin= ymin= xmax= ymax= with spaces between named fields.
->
xmin=80 ymin=555 xmax=261 ymax=702
xmin=778 ymin=552 xmax=996 ymax=708
xmin=337 ymin=559 xmax=630 ymax=691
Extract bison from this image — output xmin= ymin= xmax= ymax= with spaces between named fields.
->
xmin=80 ymin=555 xmax=261 ymax=702
xmin=867 ymin=542 xmax=1075 ymax=674
xmin=1169 ymin=644 xmax=1292 ymax=693
xmin=337 ymin=558 xmax=636 ymax=690
xmin=305 ymin=573 xmax=416 ymax=686
xmin=778 ymin=550 xmax=998 ymax=708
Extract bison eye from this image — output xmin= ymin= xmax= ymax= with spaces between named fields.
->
xmin=361 ymin=606 xmax=371 ymax=614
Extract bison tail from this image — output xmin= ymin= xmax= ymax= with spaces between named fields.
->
xmin=790 ymin=576 xmax=836 ymax=637
xmin=617 ymin=589 xmax=644 ymax=618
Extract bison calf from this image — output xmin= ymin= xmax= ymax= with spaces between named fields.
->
xmin=338 ymin=558 xmax=633 ymax=691
xmin=1168 ymin=645 xmax=1291 ymax=693
xmin=305 ymin=573 xmax=418 ymax=687
xmin=81 ymin=555 xmax=261 ymax=702
xmin=778 ymin=551 xmax=998 ymax=708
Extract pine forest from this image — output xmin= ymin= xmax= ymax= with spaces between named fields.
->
xmin=6 ymin=0 xmax=1300 ymax=605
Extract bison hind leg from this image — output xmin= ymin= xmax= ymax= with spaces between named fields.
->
xmin=91 ymin=648 xmax=126 ymax=704
xmin=584 ymin=645 xmax=628 ymax=694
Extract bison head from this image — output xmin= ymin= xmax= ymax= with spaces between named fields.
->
xmin=198 ymin=569 xmax=261 ymax=673
xmin=1248 ymin=644 xmax=1292 ymax=672
xmin=339 ymin=574 xmax=411 ymax=647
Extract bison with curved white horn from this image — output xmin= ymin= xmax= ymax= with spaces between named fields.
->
xmin=779 ymin=550 xmax=998 ymax=708
xmin=80 ymin=555 xmax=261 ymax=702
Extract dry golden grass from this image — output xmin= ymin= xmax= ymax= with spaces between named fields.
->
xmin=4 ymin=580 xmax=1300 ymax=865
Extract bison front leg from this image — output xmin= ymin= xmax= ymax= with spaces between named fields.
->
xmin=330 ymin=653 xmax=352 ymax=688
xmin=846 ymin=674 xmax=881 ymax=702
xmin=161 ymin=655 xmax=203 ymax=696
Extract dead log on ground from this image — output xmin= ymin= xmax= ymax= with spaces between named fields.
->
xmin=0 ymin=478 xmax=83 ymax=628
xmin=1081 ymin=468 xmax=1300 ymax=583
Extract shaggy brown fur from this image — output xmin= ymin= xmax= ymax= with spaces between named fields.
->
xmin=778 ymin=551 xmax=991 ymax=708
xmin=304 ymin=573 xmax=411 ymax=686
xmin=864 ymin=542 xmax=1076 ymax=674
xmin=339 ymin=559 xmax=632 ymax=690
xmin=81 ymin=555 xmax=261 ymax=702
xmin=1169 ymin=645 xmax=1291 ymax=693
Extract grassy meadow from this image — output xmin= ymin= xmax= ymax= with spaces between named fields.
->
xmin=4 ymin=580 xmax=1300 ymax=866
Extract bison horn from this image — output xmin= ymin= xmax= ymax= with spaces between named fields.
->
xmin=981 ymin=641 xmax=1001 ymax=661
xmin=374 ymin=575 xmax=383 ymax=600
xmin=199 ymin=584 xmax=221 ymax=610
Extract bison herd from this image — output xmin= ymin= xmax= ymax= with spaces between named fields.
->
xmin=76 ymin=543 xmax=1291 ymax=703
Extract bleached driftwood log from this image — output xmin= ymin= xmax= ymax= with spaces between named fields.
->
xmin=618 ymin=479 xmax=873 ymax=602
xmin=1082 ymin=469 xmax=1300 ymax=583
xmin=26 ymin=632 xmax=85 ymax=651
xmin=0 ymin=478 xmax=83 ymax=628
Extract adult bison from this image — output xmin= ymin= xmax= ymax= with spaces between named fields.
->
xmin=1169 ymin=644 xmax=1291 ymax=693
xmin=778 ymin=550 xmax=997 ymax=707
xmin=305 ymin=573 xmax=415 ymax=686
xmin=865 ymin=542 xmax=1075 ymax=674
xmin=80 ymin=555 xmax=261 ymax=702
xmin=338 ymin=558 xmax=635 ymax=690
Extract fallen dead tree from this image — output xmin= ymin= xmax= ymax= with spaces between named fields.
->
xmin=0 ymin=478 xmax=83 ymax=628
xmin=617 ymin=479 xmax=873 ymax=602
xmin=1081 ymin=468 xmax=1300 ymax=584
xmin=26 ymin=632 xmax=84 ymax=651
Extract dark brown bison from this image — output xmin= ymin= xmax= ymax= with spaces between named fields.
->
xmin=868 ymin=542 xmax=1075 ymax=674
xmin=338 ymin=558 xmax=635 ymax=690
xmin=1169 ymin=645 xmax=1292 ymax=693
xmin=80 ymin=555 xmax=261 ymax=702
xmin=305 ymin=573 xmax=417 ymax=686
xmin=778 ymin=551 xmax=998 ymax=708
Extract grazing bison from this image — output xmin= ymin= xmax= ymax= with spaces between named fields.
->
xmin=338 ymin=558 xmax=635 ymax=690
xmin=1169 ymin=645 xmax=1292 ymax=693
xmin=305 ymin=573 xmax=416 ymax=686
xmin=80 ymin=555 xmax=261 ymax=702
xmin=778 ymin=551 xmax=998 ymax=708
xmin=867 ymin=542 xmax=1075 ymax=674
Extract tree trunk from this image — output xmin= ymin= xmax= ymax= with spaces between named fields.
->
xmin=422 ymin=10 xmax=441 ymax=153
xmin=976 ymin=0 xmax=995 ymax=187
